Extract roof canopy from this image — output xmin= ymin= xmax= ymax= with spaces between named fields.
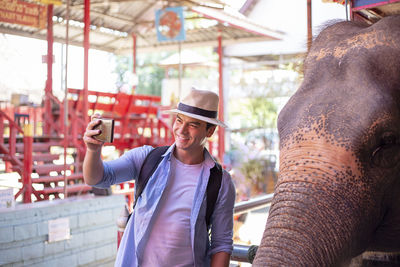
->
xmin=322 ymin=0 xmax=400 ymax=23
xmin=352 ymin=0 xmax=400 ymax=23
xmin=0 ymin=0 xmax=283 ymax=55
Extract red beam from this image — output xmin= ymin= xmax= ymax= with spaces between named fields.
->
xmin=44 ymin=4 xmax=54 ymax=135
xmin=23 ymin=125 xmax=33 ymax=203
xmin=307 ymin=0 xmax=312 ymax=51
xmin=83 ymin=0 xmax=90 ymax=124
xmin=132 ymin=33 xmax=137 ymax=94
xmin=217 ymin=32 xmax=225 ymax=163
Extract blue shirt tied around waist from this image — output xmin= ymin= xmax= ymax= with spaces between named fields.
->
xmin=94 ymin=144 xmax=236 ymax=267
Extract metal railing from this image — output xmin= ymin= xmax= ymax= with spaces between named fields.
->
xmin=234 ymin=193 xmax=274 ymax=215
xmin=231 ymin=244 xmax=259 ymax=264
xmin=231 ymin=193 xmax=274 ymax=263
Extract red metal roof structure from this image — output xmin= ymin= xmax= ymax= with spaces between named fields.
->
xmin=0 ymin=0 xmax=283 ymax=54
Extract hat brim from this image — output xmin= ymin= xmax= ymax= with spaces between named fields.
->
xmin=163 ymin=109 xmax=228 ymax=128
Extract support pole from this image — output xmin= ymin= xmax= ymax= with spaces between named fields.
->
xmin=178 ymin=41 xmax=182 ymax=99
xmin=217 ymin=32 xmax=225 ymax=163
xmin=23 ymin=124 xmax=33 ymax=203
xmin=44 ymin=4 xmax=54 ymax=135
xmin=83 ymin=0 xmax=90 ymax=124
xmin=349 ymin=0 xmax=354 ymax=21
xmin=64 ymin=0 xmax=71 ymax=198
xmin=307 ymin=0 xmax=312 ymax=51
xmin=132 ymin=33 xmax=137 ymax=95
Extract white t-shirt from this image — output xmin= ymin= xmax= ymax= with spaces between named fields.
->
xmin=141 ymin=154 xmax=203 ymax=267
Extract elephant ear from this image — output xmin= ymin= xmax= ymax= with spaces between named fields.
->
xmin=371 ymin=132 xmax=400 ymax=168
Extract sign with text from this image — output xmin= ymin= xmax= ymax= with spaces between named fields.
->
xmin=33 ymin=0 xmax=62 ymax=6
xmin=0 ymin=0 xmax=47 ymax=29
xmin=0 ymin=188 xmax=14 ymax=209
xmin=48 ymin=217 xmax=70 ymax=243
xmin=42 ymin=54 xmax=55 ymax=64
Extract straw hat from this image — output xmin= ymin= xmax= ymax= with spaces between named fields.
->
xmin=164 ymin=88 xmax=228 ymax=128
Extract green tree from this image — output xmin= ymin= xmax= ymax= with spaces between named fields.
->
xmin=112 ymin=53 xmax=169 ymax=96
xmin=136 ymin=53 xmax=169 ymax=96
xmin=230 ymin=91 xmax=278 ymax=150
xmin=113 ymin=55 xmax=130 ymax=92
xmin=228 ymin=65 xmax=302 ymax=196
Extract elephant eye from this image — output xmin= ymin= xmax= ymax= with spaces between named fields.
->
xmin=381 ymin=132 xmax=397 ymax=146
xmin=371 ymin=132 xmax=400 ymax=168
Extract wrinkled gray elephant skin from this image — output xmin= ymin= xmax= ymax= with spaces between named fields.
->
xmin=253 ymin=15 xmax=400 ymax=267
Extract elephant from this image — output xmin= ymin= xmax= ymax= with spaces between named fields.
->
xmin=253 ymin=15 xmax=400 ymax=266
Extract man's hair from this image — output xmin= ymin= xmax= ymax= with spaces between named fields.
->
xmin=206 ymin=122 xmax=216 ymax=130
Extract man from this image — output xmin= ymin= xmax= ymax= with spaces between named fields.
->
xmin=83 ymin=88 xmax=236 ymax=267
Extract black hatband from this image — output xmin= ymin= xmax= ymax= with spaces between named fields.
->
xmin=178 ymin=103 xmax=217 ymax=118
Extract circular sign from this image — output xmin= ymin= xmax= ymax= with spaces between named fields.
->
xmin=158 ymin=10 xmax=182 ymax=39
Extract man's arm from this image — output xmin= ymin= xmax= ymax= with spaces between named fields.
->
xmin=211 ymin=251 xmax=230 ymax=267
xmin=83 ymin=114 xmax=105 ymax=185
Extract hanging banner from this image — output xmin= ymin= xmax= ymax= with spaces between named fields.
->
xmin=33 ymin=0 xmax=62 ymax=6
xmin=0 ymin=0 xmax=47 ymax=29
xmin=155 ymin=6 xmax=186 ymax=42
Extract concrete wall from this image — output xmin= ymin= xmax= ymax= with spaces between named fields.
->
xmin=0 ymin=194 xmax=125 ymax=267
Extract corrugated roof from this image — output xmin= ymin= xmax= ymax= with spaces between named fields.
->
xmin=0 ymin=0 xmax=283 ymax=54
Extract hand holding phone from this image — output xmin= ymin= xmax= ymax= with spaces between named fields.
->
xmin=93 ymin=119 xmax=114 ymax=143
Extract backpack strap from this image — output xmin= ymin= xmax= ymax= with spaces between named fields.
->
xmin=205 ymin=162 xmax=223 ymax=229
xmin=132 ymin=146 xmax=169 ymax=209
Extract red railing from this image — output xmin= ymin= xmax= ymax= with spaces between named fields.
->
xmin=0 ymin=110 xmax=35 ymax=203
xmin=67 ymin=88 xmax=161 ymax=116
xmin=0 ymin=103 xmax=44 ymax=137
xmin=67 ymin=88 xmax=174 ymax=151
xmin=0 ymin=110 xmax=24 ymax=171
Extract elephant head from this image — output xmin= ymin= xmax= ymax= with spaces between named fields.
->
xmin=253 ymin=15 xmax=400 ymax=266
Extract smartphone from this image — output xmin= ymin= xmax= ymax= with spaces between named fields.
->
xmin=93 ymin=119 xmax=114 ymax=143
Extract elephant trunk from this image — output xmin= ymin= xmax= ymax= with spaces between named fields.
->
xmin=253 ymin=143 xmax=379 ymax=266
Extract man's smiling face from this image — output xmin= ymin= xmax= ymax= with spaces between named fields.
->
xmin=173 ymin=114 xmax=215 ymax=153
